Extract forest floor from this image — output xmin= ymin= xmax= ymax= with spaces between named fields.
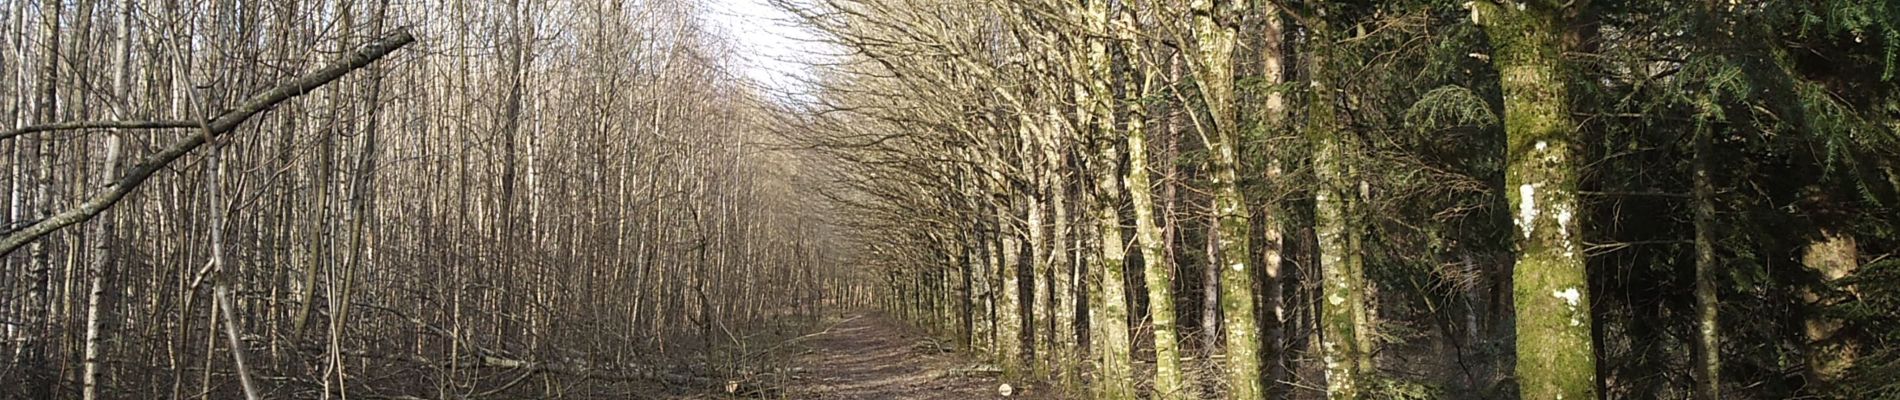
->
xmin=778 ymin=312 xmax=1052 ymax=399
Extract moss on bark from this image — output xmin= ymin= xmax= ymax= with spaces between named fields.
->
xmin=1190 ymin=0 xmax=1263 ymax=397
xmin=1474 ymin=2 xmax=1600 ymax=399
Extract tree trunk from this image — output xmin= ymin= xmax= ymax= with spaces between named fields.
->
xmin=1255 ymin=8 xmax=1290 ymax=394
xmin=1040 ymin=111 xmax=1077 ymax=382
xmin=1124 ymin=57 xmax=1185 ymax=400
xmin=1692 ymin=102 xmax=1722 ymax=400
xmin=997 ymin=198 xmax=1023 ymax=371
xmin=21 ymin=4 xmax=61 ymax=390
xmin=209 ymin=143 xmax=262 ymax=400
xmin=1801 ymin=230 xmax=1858 ymax=389
xmin=1082 ymin=0 xmax=1133 ymax=395
xmin=1473 ymin=2 xmax=1600 ymax=398
xmin=1307 ymin=36 xmax=1370 ymax=399
xmin=1188 ymin=0 xmax=1264 ymax=397
xmin=1088 ymin=138 xmax=1135 ymax=399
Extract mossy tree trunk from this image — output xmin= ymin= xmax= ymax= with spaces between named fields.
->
xmin=1304 ymin=28 xmax=1371 ymax=400
xmin=1120 ymin=12 xmax=1186 ymax=395
xmin=998 ymin=197 xmax=1024 ymax=373
xmin=1087 ymin=126 xmax=1135 ymax=400
xmin=1257 ymin=8 xmax=1291 ymax=395
xmin=1040 ymin=114 xmax=1078 ymax=384
xmin=1082 ymin=0 xmax=1134 ymax=397
xmin=1019 ymin=131 xmax=1043 ymax=372
xmin=1472 ymin=2 xmax=1600 ymax=399
xmin=1189 ymin=0 xmax=1263 ymax=397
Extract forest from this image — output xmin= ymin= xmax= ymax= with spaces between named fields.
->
xmin=0 ymin=0 xmax=1896 ymax=399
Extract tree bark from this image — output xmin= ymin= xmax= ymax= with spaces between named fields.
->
xmin=1473 ymin=2 xmax=1600 ymax=398
xmin=1125 ymin=59 xmax=1186 ymax=400
xmin=1076 ymin=0 xmax=1135 ymax=397
xmin=1691 ymin=98 xmax=1722 ymax=400
xmin=80 ymin=5 xmax=140 ymax=398
xmin=1307 ymin=33 xmax=1370 ymax=399
xmin=1801 ymin=230 xmax=1858 ymax=389
xmin=1255 ymin=8 xmax=1290 ymax=394
xmin=210 ymin=140 xmax=262 ymax=400
xmin=1189 ymin=0 xmax=1263 ymax=397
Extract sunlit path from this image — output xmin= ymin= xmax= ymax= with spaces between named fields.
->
xmin=785 ymin=313 xmax=1040 ymax=400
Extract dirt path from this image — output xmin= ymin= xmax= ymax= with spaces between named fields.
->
xmin=786 ymin=313 xmax=1049 ymax=399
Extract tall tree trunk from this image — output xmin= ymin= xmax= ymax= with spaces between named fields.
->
xmin=1255 ymin=8 xmax=1290 ymax=394
xmin=1189 ymin=0 xmax=1263 ymax=397
xmin=80 ymin=4 xmax=138 ymax=398
xmin=1306 ymin=34 xmax=1371 ymax=398
xmin=1473 ymin=2 xmax=1600 ymax=398
xmin=1079 ymin=0 xmax=1132 ymax=396
xmin=996 ymin=197 xmax=1023 ymax=371
xmin=80 ymin=121 xmax=120 ymax=400
xmin=22 ymin=3 xmax=61 ymax=390
xmin=1087 ymin=134 xmax=1134 ymax=400
xmin=1039 ymin=111 xmax=1077 ymax=383
xmin=1691 ymin=99 xmax=1722 ymax=400
xmin=961 ymin=230 xmax=976 ymax=350
xmin=1082 ymin=0 xmax=1133 ymax=396
xmin=210 ymin=144 xmax=262 ymax=400
xmin=1123 ymin=47 xmax=1186 ymax=400
xmin=1017 ymin=200 xmax=1038 ymax=369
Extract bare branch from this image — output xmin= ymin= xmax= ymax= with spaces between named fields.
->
xmin=0 ymin=120 xmax=197 ymax=141
xmin=0 ymin=29 xmax=416 ymax=257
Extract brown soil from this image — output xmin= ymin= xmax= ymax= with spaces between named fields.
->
xmin=783 ymin=313 xmax=1052 ymax=400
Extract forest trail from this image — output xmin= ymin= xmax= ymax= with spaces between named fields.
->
xmin=786 ymin=313 xmax=1045 ymax=399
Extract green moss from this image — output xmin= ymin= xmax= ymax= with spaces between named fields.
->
xmin=1311 ymin=47 xmax=1369 ymax=399
xmin=1190 ymin=0 xmax=1265 ymax=396
xmin=1475 ymin=1 xmax=1601 ymax=399
xmin=1128 ymin=101 xmax=1187 ymax=399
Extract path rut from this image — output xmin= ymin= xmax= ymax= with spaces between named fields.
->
xmin=786 ymin=313 xmax=1050 ymax=399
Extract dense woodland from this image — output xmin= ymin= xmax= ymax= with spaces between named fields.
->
xmin=783 ymin=0 xmax=1899 ymax=399
xmin=0 ymin=0 xmax=1897 ymax=399
xmin=0 ymin=0 xmax=849 ymax=398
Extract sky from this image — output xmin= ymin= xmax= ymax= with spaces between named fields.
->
xmin=701 ymin=0 xmax=827 ymax=102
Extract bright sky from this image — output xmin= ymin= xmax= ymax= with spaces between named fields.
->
xmin=701 ymin=0 xmax=825 ymax=102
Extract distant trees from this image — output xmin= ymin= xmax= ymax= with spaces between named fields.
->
xmin=1 ymin=0 xmax=835 ymax=398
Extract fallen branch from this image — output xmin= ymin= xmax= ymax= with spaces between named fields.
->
xmin=319 ymin=346 xmax=709 ymax=387
xmin=0 ymin=29 xmax=415 ymax=257
xmin=475 ymin=355 xmax=708 ymax=384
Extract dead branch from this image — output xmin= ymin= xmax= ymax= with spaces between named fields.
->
xmin=0 ymin=29 xmax=415 ymax=257
xmin=0 ymin=120 xmax=197 ymax=141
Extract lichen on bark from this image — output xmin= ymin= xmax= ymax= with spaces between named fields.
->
xmin=1190 ymin=0 xmax=1263 ymax=397
xmin=1472 ymin=1 xmax=1601 ymax=399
